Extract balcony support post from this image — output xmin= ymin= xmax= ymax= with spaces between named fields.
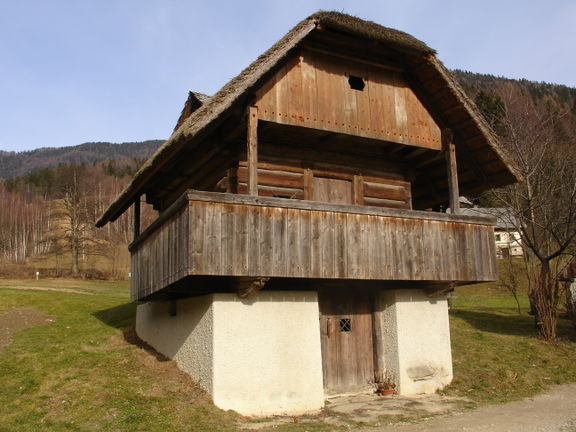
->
xmin=133 ymin=196 xmax=141 ymax=241
xmin=247 ymin=106 xmax=259 ymax=195
xmin=443 ymin=129 xmax=460 ymax=214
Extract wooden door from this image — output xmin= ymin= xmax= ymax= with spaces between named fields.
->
xmin=318 ymin=287 xmax=375 ymax=394
xmin=313 ymin=177 xmax=352 ymax=204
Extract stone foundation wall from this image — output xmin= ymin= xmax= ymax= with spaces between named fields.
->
xmin=379 ymin=289 xmax=453 ymax=394
xmin=136 ymin=291 xmax=325 ymax=416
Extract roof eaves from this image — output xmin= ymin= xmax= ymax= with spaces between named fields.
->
xmin=96 ymin=18 xmax=317 ymax=227
xmin=427 ymin=56 xmax=523 ymax=186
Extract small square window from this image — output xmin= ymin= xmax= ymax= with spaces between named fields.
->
xmin=339 ymin=318 xmax=351 ymax=332
xmin=348 ymin=75 xmax=365 ymax=91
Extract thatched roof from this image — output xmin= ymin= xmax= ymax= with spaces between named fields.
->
xmin=173 ymin=91 xmax=211 ymax=132
xmin=97 ymin=10 xmax=519 ymax=227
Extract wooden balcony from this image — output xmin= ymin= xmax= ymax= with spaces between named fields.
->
xmin=130 ymin=191 xmax=497 ymax=300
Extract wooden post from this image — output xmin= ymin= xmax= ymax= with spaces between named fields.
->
xmin=247 ymin=106 xmax=259 ymax=196
xmin=372 ymin=307 xmax=386 ymax=384
xmin=353 ymin=175 xmax=364 ymax=205
xmin=133 ymin=197 xmax=141 ymax=241
xmin=303 ymin=168 xmax=313 ymax=200
xmin=443 ymin=129 xmax=460 ymax=214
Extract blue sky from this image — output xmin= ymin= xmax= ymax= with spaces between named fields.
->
xmin=1 ymin=0 xmax=575 ymax=152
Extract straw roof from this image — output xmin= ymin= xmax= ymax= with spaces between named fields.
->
xmin=173 ymin=91 xmax=211 ymax=133
xmin=97 ymin=10 xmax=519 ymax=227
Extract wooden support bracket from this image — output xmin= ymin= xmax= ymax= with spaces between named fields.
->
xmin=425 ymin=282 xmax=456 ymax=298
xmin=235 ymin=276 xmax=270 ymax=299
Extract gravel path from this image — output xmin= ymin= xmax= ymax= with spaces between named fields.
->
xmin=370 ymin=383 xmax=576 ymax=432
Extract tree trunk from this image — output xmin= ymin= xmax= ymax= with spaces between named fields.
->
xmin=532 ymin=260 xmax=559 ymax=340
xmin=71 ymin=239 xmax=79 ymax=277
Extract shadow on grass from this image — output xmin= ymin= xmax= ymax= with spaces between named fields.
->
xmin=122 ymin=326 xmax=170 ymax=362
xmin=452 ymin=309 xmax=576 ymax=341
xmin=92 ymin=302 xmax=136 ymax=329
xmin=93 ymin=303 xmax=170 ymax=362
xmin=450 ymin=309 xmax=537 ymax=337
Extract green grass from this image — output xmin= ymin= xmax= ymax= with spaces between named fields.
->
xmin=445 ymin=284 xmax=576 ymax=405
xmin=0 ymin=277 xmax=575 ymax=431
xmin=0 ymin=279 xmax=238 ymax=432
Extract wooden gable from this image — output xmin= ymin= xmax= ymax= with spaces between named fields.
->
xmin=255 ymin=50 xmax=441 ymax=151
xmin=97 ymin=12 xmax=518 ymax=228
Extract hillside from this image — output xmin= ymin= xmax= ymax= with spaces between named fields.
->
xmin=453 ymin=70 xmax=576 ymax=139
xmin=454 ymin=70 xmax=576 ymax=106
xmin=0 ymin=140 xmax=164 ymax=179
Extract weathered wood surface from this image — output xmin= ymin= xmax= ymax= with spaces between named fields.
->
xmin=131 ymin=203 xmax=189 ymax=301
xmin=235 ymin=159 xmax=412 ymax=209
xmin=130 ymin=191 xmax=498 ymax=300
xmin=255 ymin=49 xmax=441 ymax=150
xmin=247 ymin=106 xmax=259 ymax=195
xmin=319 ymin=287 xmax=375 ymax=394
xmin=443 ymin=128 xmax=460 ymax=214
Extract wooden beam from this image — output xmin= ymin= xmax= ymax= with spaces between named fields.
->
xmin=236 ymin=277 xmax=270 ymax=298
xmin=443 ymin=129 xmax=460 ymax=214
xmin=372 ymin=294 xmax=385 ymax=383
xmin=133 ymin=197 xmax=141 ymax=241
xmin=304 ymin=45 xmax=405 ymax=72
xmin=303 ymin=168 xmax=313 ymax=200
xmin=353 ymin=175 xmax=364 ymax=205
xmin=247 ymin=106 xmax=259 ymax=195
xmin=425 ymin=282 xmax=456 ymax=298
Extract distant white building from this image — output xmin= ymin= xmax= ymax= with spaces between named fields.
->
xmin=558 ymin=257 xmax=576 ymax=320
xmin=457 ymin=205 xmax=524 ymax=259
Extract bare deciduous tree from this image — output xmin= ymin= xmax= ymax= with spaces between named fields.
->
xmin=487 ymin=87 xmax=576 ymax=340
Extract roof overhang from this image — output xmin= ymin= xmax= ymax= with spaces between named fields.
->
xmin=96 ymin=11 xmax=520 ymax=227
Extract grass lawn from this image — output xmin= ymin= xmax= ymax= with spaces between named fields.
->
xmin=0 ymin=278 xmax=575 ymax=431
xmin=446 ymin=283 xmax=576 ymax=405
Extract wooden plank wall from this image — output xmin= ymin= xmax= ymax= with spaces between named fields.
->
xmin=235 ymin=159 xmax=412 ymax=209
xmin=362 ymin=176 xmax=411 ymax=209
xmin=131 ymin=205 xmax=189 ymax=300
xmin=236 ymin=161 xmax=305 ymax=199
xmin=255 ymin=49 xmax=441 ymax=150
xmin=185 ymin=199 xmax=496 ymax=283
xmin=130 ymin=192 xmax=497 ymax=300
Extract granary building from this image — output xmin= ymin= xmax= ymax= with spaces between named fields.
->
xmin=97 ymin=11 xmax=518 ymax=416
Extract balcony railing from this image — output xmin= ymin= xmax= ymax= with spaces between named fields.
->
xmin=130 ymin=190 xmax=497 ymax=300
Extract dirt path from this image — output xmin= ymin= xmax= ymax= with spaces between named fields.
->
xmin=368 ymin=383 xmax=576 ymax=432
xmin=0 ymin=285 xmax=90 ymax=295
xmin=243 ymin=385 xmax=576 ymax=431
xmin=0 ymin=307 xmax=56 ymax=349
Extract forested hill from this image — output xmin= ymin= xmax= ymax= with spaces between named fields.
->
xmin=452 ymin=70 xmax=576 ymax=151
xmin=0 ymin=140 xmax=164 ymax=179
xmin=454 ymin=70 xmax=576 ymax=103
